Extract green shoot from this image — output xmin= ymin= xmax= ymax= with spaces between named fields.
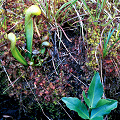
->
xmin=103 ymin=28 xmax=119 ymax=58
xmin=8 ymin=33 xmax=28 ymax=66
xmin=62 ymin=72 xmax=118 ymax=120
xmin=25 ymin=5 xmax=41 ymax=59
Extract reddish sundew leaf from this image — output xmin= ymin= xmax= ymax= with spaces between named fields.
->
xmin=39 ymin=91 xmax=43 ymax=96
xmin=106 ymin=68 xmax=113 ymax=73
xmin=35 ymin=77 xmax=39 ymax=82
xmin=44 ymin=95 xmax=50 ymax=101
xmin=117 ymin=55 xmax=120 ymax=59
xmin=56 ymin=80 xmax=59 ymax=82
xmin=39 ymin=83 xmax=43 ymax=86
xmin=45 ymin=91 xmax=49 ymax=94
xmin=42 ymin=80 xmax=46 ymax=84
xmin=49 ymin=82 xmax=53 ymax=88
xmin=105 ymin=60 xmax=113 ymax=64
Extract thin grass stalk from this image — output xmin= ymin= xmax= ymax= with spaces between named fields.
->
xmin=103 ymin=28 xmax=115 ymax=58
xmin=81 ymin=0 xmax=94 ymax=21
xmin=55 ymin=0 xmax=77 ymax=19
xmin=96 ymin=0 xmax=106 ymax=21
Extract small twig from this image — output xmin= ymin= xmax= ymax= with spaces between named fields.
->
xmin=57 ymin=24 xmax=72 ymax=42
xmin=100 ymin=57 xmax=103 ymax=84
xmin=51 ymin=31 xmax=59 ymax=75
xmin=38 ymin=1 xmax=47 ymax=17
xmin=71 ymin=73 xmax=88 ymax=87
xmin=48 ymin=58 xmax=66 ymax=78
xmin=24 ymin=78 xmax=51 ymax=120
xmin=95 ymin=47 xmax=100 ymax=69
xmin=62 ymin=14 xmax=86 ymax=25
xmin=52 ymin=55 xmax=58 ymax=75
xmin=0 ymin=43 xmax=7 ymax=48
xmin=103 ymin=75 xmax=106 ymax=99
xmin=61 ymin=40 xmax=79 ymax=64
xmin=6 ymin=8 xmax=24 ymax=18
xmin=100 ymin=58 xmax=106 ymax=99
xmin=72 ymin=19 xmax=88 ymax=25
xmin=0 ymin=20 xmax=22 ymax=39
xmin=54 ymin=26 xmax=78 ymax=64
xmin=3 ymin=72 xmax=25 ymax=94
xmin=34 ymin=17 xmax=41 ymax=38
xmin=112 ymin=58 xmax=120 ymax=78
xmin=57 ymin=101 xmax=73 ymax=120
xmin=1 ymin=59 xmax=13 ymax=87
xmin=99 ymin=26 xmax=107 ymax=57
xmin=72 ymin=4 xmax=85 ymax=41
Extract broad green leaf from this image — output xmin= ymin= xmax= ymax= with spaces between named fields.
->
xmin=90 ymin=99 xmax=118 ymax=119
xmin=88 ymin=72 xmax=103 ymax=108
xmin=95 ymin=99 xmax=111 ymax=108
xmin=90 ymin=116 xmax=103 ymax=120
xmin=82 ymin=91 xmax=90 ymax=107
xmin=62 ymin=97 xmax=89 ymax=119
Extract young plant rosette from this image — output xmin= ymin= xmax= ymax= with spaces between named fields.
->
xmin=62 ymin=72 xmax=118 ymax=120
